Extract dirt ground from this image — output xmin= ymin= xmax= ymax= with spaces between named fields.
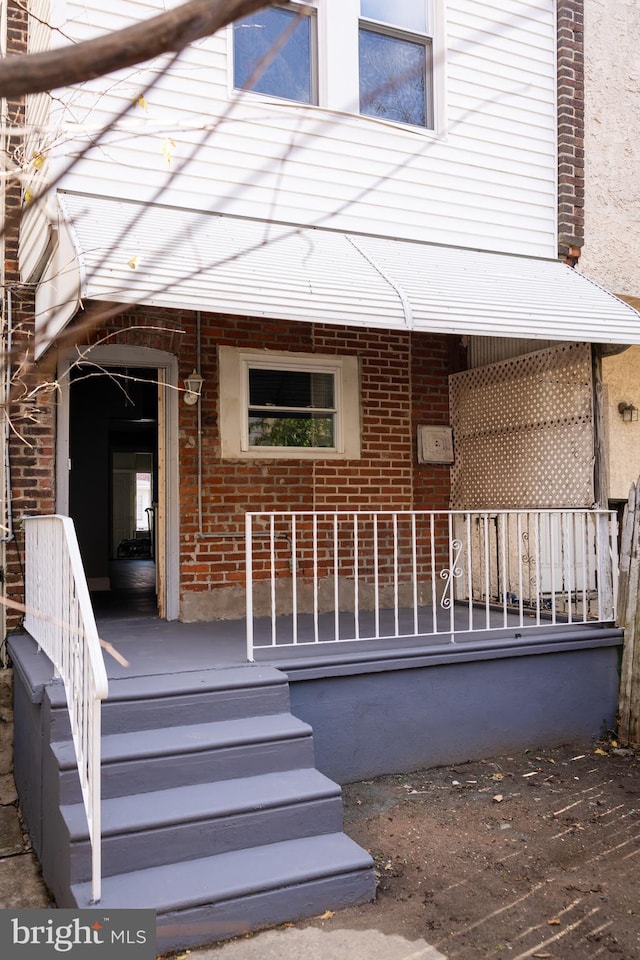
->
xmin=304 ymin=740 xmax=640 ymax=960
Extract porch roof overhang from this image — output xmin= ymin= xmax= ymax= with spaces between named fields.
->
xmin=34 ymin=191 xmax=640 ymax=358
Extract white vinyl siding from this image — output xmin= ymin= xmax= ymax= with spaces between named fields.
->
xmin=19 ymin=0 xmax=54 ymax=282
xmin=35 ymin=0 xmax=557 ymax=259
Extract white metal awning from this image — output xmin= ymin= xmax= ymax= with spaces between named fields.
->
xmin=34 ymin=191 xmax=640 ymax=358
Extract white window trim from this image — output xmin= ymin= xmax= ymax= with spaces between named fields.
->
xmin=219 ymin=346 xmax=361 ymax=460
xmin=359 ymin=2 xmax=436 ymax=130
xmin=227 ymin=0 xmax=445 ymax=136
xmin=226 ymin=0 xmax=325 ymax=108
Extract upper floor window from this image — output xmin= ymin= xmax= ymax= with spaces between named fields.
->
xmin=232 ymin=1 xmax=437 ymax=132
xmin=359 ymin=1 xmax=433 ymax=128
xmin=232 ymin=4 xmax=317 ymax=105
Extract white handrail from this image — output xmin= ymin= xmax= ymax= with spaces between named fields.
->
xmin=23 ymin=515 xmax=108 ymax=903
xmin=245 ymin=508 xmax=618 ymax=659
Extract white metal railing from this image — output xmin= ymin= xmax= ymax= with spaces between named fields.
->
xmin=23 ymin=515 xmax=108 ymax=903
xmin=245 ymin=509 xmax=618 ymax=659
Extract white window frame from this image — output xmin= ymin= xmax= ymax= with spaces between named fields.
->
xmin=228 ymin=0 xmax=444 ymax=136
xmin=230 ymin=2 xmax=320 ymax=106
xmin=219 ymin=346 xmax=361 ymax=460
xmin=358 ymin=2 xmax=435 ymax=129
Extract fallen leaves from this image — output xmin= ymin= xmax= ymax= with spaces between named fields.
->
xmin=314 ymin=910 xmax=335 ymax=921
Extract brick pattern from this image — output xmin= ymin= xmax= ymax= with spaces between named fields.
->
xmin=3 ymin=2 xmax=43 ymax=625
xmin=15 ymin=307 xmax=453 ymax=603
xmin=557 ymin=0 xmax=585 ymax=260
xmin=187 ymin=315 xmax=452 ymax=595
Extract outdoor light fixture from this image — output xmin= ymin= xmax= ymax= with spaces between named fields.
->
xmin=618 ymin=401 xmax=639 ymax=423
xmin=184 ymin=369 xmax=204 ymax=405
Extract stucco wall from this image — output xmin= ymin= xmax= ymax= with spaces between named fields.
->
xmin=602 ymin=346 xmax=640 ymax=501
xmin=581 ymin=0 xmax=640 ymax=299
xmin=288 ymin=642 xmax=622 ymax=783
xmin=582 ymin=1 xmax=640 ymax=501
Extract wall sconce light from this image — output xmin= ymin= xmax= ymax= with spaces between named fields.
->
xmin=184 ymin=369 xmax=203 ymax=405
xmin=618 ymin=401 xmax=638 ymax=423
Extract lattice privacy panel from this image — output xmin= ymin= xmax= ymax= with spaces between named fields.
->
xmin=450 ymin=343 xmax=594 ymax=509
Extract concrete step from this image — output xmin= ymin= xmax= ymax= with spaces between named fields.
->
xmin=52 ymin=713 xmax=316 ymax=802
xmin=47 ymin=666 xmax=292 ymax=738
xmin=63 ymin=769 xmax=344 ymax=880
xmin=71 ymin=833 xmax=376 ymax=953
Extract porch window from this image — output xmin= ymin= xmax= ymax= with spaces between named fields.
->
xmin=232 ymin=4 xmax=317 ymax=104
xmin=248 ymin=367 xmax=335 ymax=448
xmin=218 ymin=347 xmax=361 ymax=460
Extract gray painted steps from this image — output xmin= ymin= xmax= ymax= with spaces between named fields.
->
xmin=53 ymin=713 xmax=316 ymax=802
xmin=42 ymin=661 xmax=375 ymax=943
xmin=55 ymin=713 xmax=314 ymax=767
xmin=47 ymin=665 xmax=290 ymax=705
xmin=71 ymin=832 xmax=374 ymax=911
xmin=65 ymin=768 xmax=342 ymax=840
xmin=62 ymin=769 xmax=345 ymax=878
xmin=103 ymin=665 xmax=289 ymax=701
xmin=48 ymin=665 xmax=293 ymax=738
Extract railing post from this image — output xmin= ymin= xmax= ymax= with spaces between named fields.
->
xmin=89 ymin=699 xmax=102 ymax=903
xmin=245 ymin=512 xmax=254 ymax=661
xmin=596 ymin=510 xmax=615 ymax=621
xmin=611 ymin=510 xmax=619 ymax=617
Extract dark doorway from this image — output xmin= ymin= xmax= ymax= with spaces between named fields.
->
xmin=69 ymin=366 xmax=158 ymax=617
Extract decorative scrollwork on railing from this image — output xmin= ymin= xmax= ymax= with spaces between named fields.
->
xmin=440 ymin=538 xmax=463 ymax=609
xmin=521 ymin=530 xmax=538 ymax=589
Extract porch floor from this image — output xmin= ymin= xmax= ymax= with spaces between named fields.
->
xmin=81 ymin=561 xmax=623 ymax=684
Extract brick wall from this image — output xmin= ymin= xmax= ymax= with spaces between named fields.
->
xmin=5 ymin=289 xmax=57 ymax=624
xmin=557 ymin=0 xmax=585 ymax=260
xmin=3 ymin=2 xmax=46 ymax=626
xmin=18 ymin=307 xmax=453 ymax=617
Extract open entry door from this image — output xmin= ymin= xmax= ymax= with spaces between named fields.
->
xmin=57 ymin=348 xmax=179 ymax=620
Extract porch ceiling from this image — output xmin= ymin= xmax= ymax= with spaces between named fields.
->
xmin=35 ymin=191 xmax=640 ymax=358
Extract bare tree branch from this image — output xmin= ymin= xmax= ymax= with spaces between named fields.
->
xmin=0 ymin=0 xmax=272 ymax=98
